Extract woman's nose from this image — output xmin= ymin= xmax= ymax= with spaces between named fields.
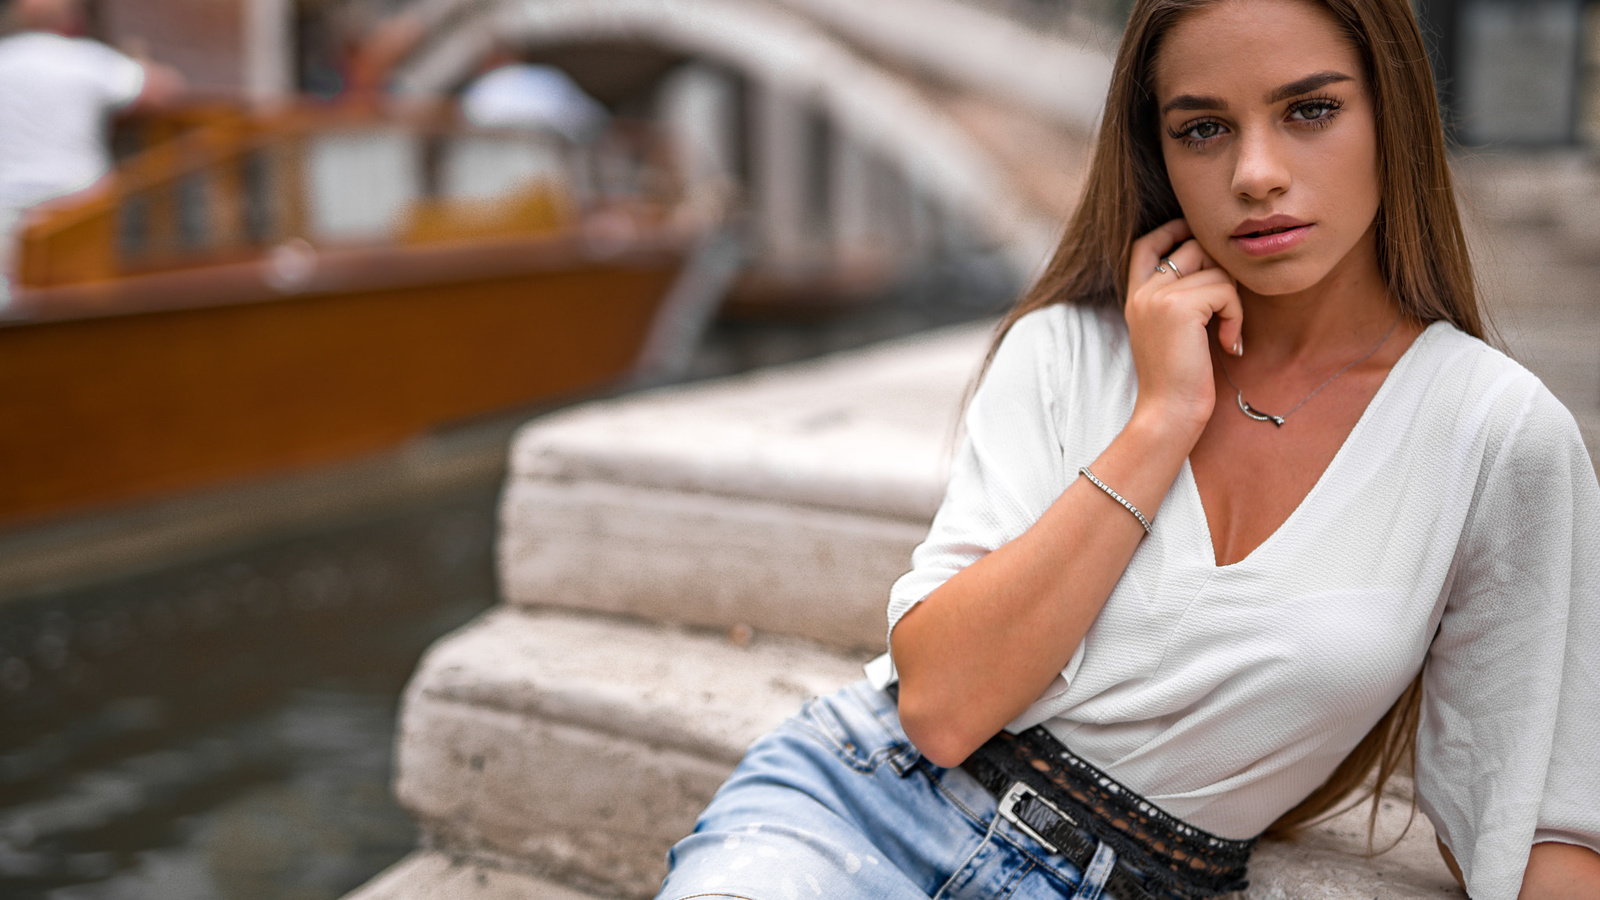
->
xmin=1231 ymin=130 xmax=1290 ymax=200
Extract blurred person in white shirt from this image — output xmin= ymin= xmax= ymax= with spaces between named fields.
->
xmin=0 ymin=0 xmax=182 ymax=305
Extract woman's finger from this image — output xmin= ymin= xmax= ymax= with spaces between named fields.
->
xmin=1213 ymin=280 xmax=1245 ymax=356
xmin=1152 ymin=266 xmax=1232 ymax=291
xmin=1158 ymin=239 xmax=1217 ymax=280
xmin=1164 ymin=276 xmax=1245 ymax=357
xmin=1151 ymin=273 xmax=1244 ymax=358
xmin=1128 ymin=219 xmax=1193 ymax=292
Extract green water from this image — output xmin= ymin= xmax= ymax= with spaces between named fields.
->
xmin=0 ymin=488 xmax=498 ymax=900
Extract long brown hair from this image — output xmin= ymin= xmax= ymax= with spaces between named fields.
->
xmin=988 ymin=0 xmax=1483 ymax=840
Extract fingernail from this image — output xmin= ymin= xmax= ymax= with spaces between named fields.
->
xmin=1233 ymin=340 xmax=1243 ymax=356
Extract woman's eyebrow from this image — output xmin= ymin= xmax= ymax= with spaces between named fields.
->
xmin=1266 ymin=71 xmax=1353 ymax=103
xmin=1161 ymin=94 xmax=1226 ymax=114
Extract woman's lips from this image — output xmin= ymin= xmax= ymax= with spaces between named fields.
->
xmin=1231 ymin=224 xmax=1312 ymax=257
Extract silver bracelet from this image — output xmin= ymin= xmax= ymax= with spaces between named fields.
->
xmin=1078 ymin=466 xmax=1152 ymax=535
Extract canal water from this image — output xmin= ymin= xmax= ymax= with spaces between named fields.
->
xmin=0 ymin=276 xmax=1013 ymax=900
xmin=0 ymin=485 xmax=498 ymax=900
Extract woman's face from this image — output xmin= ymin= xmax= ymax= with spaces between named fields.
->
xmin=1153 ymin=0 xmax=1380 ymax=298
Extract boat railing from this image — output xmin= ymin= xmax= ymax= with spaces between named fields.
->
xmin=14 ymin=106 xmax=680 ymax=292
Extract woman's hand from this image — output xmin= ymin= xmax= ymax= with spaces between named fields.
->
xmin=1124 ymin=219 xmax=1243 ymax=445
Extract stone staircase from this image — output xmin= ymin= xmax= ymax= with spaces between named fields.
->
xmin=346 ymin=323 xmax=982 ymax=898
xmin=345 ymin=322 xmax=1465 ymax=899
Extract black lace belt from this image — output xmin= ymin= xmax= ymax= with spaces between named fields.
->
xmin=961 ymin=726 xmax=1255 ymax=900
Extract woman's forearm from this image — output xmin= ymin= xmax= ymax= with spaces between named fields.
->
xmin=892 ymin=412 xmax=1196 ymax=767
xmin=1519 ymin=841 xmax=1600 ymax=899
xmin=894 ymin=219 xmax=1236 ymax=767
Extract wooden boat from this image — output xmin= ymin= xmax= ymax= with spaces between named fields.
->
xmin=0 ymin=106 xmax=736 ymax=530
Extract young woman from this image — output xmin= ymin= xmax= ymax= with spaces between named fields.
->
xmin=655 ymin=1 xmax=1600 ymax=898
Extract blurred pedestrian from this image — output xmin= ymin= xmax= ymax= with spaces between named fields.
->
xmin=460 ymin=50 xmax=608 ymax=145
xmin=0 ymin=0 xmax=183 ymax=304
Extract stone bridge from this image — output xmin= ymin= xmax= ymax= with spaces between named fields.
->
xmin=386 ymin=0 xmax=1112 ymax=291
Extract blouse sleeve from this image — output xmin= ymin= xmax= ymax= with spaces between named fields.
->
xmin=1415 ymin=380 xmax=1600 ymax=900
xmin=877 ymin=309 xmax=1081 ymax=698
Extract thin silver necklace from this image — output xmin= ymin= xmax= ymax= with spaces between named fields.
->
xmin=1218 ymin=313 xmax=1402 ymax=428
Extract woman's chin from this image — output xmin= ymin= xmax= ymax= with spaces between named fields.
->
xmin=1232 ymin=265 xmax=1327 ymax=299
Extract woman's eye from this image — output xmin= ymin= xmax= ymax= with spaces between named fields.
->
xmin=1289 ymin=99 xmax=1341 ymax=124
xmin=1171 ymin=120 xmax=1226 ymax=144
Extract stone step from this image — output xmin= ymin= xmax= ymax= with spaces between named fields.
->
xmin=498 ymin=321 xmax=991 ymax=652
xmin=391 ymin=606 xmax=869 ymax=899
xmin=345 ymin=850 xmax=611 ymax=900
xmin=1245 ymin=795 xmax=1464 ymax=899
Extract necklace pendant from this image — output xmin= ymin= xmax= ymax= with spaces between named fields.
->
xmin=1237 ymin=392 xmax=1285 ymax=427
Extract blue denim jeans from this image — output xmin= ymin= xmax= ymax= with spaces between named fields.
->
xmin=656 ymin=679 xmax=1122 ymax=900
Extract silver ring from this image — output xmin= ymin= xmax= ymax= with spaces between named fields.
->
xmin=1160 ymin=257 xmax=1183 ymax=278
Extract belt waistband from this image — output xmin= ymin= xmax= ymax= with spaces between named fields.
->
xmin=961 ymin=746 xmax=1161 ymax=900
xmin=961 ymin=726 xmax=1254 ymax=900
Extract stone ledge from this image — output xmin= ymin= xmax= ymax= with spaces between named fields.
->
xmin=498 ymin=478 xmax=925 ymax=650
xmin=345 ymin=850 xmax=612 ymax=900
xmin=401 ymin=606 xmax=868 ymax=763
xmin=497 ymin=322 xmax=991 ymax=650
xmin=1244 ymin=795 xmax=1465 ymax=899
xmin=503 ymin=322 xmax=989 ymax=520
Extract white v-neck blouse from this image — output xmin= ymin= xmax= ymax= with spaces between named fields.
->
xmin=867 ymin=303 xmax=1600 ymax=900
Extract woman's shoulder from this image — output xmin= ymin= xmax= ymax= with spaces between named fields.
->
xmin=1009 ymin=301 xmax=1126 ymax=337
xmin=1404 ymin=321 xmax=1590 ymax=479
xmin=999 ymin=303 xmax=1130 ymax=371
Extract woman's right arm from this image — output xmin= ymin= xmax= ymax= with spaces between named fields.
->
xmin=1415 ymin=366 xmax=1600 ymax=899
xmin=893 ymin=219 xmax=1242 ymax=767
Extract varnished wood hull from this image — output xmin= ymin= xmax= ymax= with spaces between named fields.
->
xmin=0 ymin=235 xmax=685 ymax=529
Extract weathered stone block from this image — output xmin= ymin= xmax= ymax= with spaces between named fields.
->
xmin=393 ymin=607 xmax=867 ymax=897
xmin=498 ymin=323 xmax=990 ymax=650
xmin=1244 ymin=793 xmax=1465 ymax=899
xmin=498 ymin=479 xmax=925 ymax=651
xmin=345 ymin=850 xmax=609 ymax=900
